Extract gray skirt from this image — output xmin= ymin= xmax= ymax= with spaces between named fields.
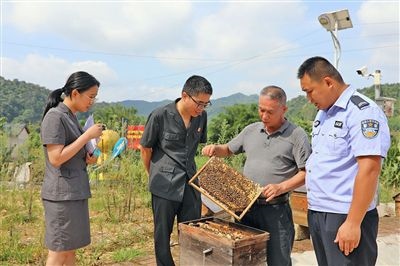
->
xmin=43 ymin=199 xmax=90 ymax=251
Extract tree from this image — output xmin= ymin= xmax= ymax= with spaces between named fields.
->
xmin=208 ymin=104 xmax=259 ymax=143
xmin=89 ymin=104 xmax=145 ymax=136
xmin=286 ymin=95 xmax=317 ymax=122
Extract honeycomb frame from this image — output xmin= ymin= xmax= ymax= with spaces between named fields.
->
xmin=189 ymin=156 xmax=262 ymax=220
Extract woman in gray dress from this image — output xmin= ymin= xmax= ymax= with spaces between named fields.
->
xmin=40 ymin=71 xmax=103 ymax=266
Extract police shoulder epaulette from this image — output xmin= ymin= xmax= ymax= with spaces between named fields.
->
xmin=350 ymin=95 xmax=370 ymax=110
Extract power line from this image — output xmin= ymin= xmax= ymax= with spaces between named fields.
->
xmin=4 ymin=41 xmax=233 ymax=62
xmin=130 ymin=43 xmax=400 ymax=99
xmin=4 ymin=31 xmax=398 ymax=63
xmin=3 ymin=26 xmax=399 ymax=100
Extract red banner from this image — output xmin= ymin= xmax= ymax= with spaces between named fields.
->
xmin=126 ymin=125 xmax=145 ymax=150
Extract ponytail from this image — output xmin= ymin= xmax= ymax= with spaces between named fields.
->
xmin=42 ymin=88 xmax=64 ymax=120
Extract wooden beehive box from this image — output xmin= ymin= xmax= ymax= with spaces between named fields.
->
xmin=290 ymin=191 xmax=308 ymax=227
xmin=189 ymin=156 xmax=262 ymax=220
xmin=179 ymin=217 xmax=269 ymax=266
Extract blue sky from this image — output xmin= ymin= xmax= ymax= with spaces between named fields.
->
xmin=1 ymin=0 xmax=399 ymax=103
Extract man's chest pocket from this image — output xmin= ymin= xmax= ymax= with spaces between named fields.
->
xmin=163 ymin=132 xmax=185 ymax=149
xmin=326 ymin=128 xmax=350 ymax=155
xmin=164 ymin=132 xmax=184 ymax=141
xmin=312 ymin=127 xmax=349 ymax=156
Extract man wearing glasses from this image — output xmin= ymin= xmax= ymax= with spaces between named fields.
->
xmin=140 ymin=75 xmax=213 ymax=266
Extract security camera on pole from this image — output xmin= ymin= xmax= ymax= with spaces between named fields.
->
xmin=356 ymin=67 xmax=396 ymax=117
xmin=356 ymin=67 xmax=382 ymax=100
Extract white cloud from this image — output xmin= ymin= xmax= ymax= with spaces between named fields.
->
xmin=357 ymin=1 xmax=399 ymax=83
xmin=5 ymin=2 xmax=192 ymax=51
xmin=2 ymin=54 xmax=117 ymax=93
xmin=158 ymin=2 xmax=307 ymax=69
xmin=2 ymin=1 xmax=398 ymax=104
xmin=358 ymin=1 xmax=399 ymax=35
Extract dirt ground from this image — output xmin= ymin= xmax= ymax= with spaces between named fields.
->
xmin=130 ymin=216 xmax=399 ymax=265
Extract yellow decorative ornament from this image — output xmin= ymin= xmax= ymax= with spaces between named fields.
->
xmin=97 ymin=130 xmax=119 ymax=153
xmin=96 ymin=130 xmax=119 ymax=179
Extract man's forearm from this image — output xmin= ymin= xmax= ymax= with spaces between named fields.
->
xmin=139 ymin=145 xmax=152 ymax=174
xmin=214 ymin=144 xmax=233 ymax=157
xmin=279 ymin=170 xmax=306 ymax=194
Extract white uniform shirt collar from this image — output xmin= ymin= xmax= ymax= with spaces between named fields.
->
xmin=326 ymin=85 xmax=355 ymax=115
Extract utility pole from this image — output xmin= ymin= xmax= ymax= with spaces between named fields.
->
xmin=373 ymin=70 xmax=381 ymax=100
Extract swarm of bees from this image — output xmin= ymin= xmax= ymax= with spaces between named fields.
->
xmin=197 ymin=157 xmax=261 ymax=211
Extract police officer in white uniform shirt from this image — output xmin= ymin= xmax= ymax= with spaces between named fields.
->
xmin=297 ymin=56 xmax=390 ymax=266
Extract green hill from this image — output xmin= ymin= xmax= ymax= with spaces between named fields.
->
xmin=118 ymin=92 xmax=259 ymax=118
xmin=0 ymin=76 xmax=259 ymax=123
xmin=0 ymin=77 xmax=50 ymax=123
xmin=1 ymin=76 xmax=398 ymax=125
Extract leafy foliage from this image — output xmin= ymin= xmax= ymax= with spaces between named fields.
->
xmin=286 ymin=95 xmax=317 ymax=122
xmin=0 ymin=77 xmax=49 ymax=123
xmin=87 ymin=104 xmax=146 ymax=135
xmin=380 ymin=134 xmax=400 ymax=187
xmin=0 ymin=131 xmax=13 ymax=178
xmin=208 ymin=103 xmax=259 ymax=143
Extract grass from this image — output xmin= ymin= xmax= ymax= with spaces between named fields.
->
xmin=379 ymin=184 xmax=399 ymax=203
xmin=0 ymin=156 xmax=155 ymax=265
xmin=112 ymin=247 xmax=145 ymax=262
xmin=0 ymin=184 xmax=155 ymax=265
xmin=0 ymin=149 xmax=398 ymax=265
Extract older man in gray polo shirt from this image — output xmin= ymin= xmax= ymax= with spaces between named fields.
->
xmin=202 ymin=85 xmax=311 ymax=266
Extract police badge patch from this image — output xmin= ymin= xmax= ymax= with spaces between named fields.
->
xmin=361 ymin=119 xmax=379 ymax=139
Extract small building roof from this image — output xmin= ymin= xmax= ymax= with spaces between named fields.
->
xmin=393 ymin=193 xmax=400 ymax=200
xmin=4 ymin=123 xmax=30 ymax=137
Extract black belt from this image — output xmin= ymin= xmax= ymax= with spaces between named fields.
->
xmin=255 ymin=193 xmax=289 ymax=205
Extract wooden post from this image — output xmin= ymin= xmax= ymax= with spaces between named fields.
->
xmin=393 ymin=193 xmax=400 ymax=217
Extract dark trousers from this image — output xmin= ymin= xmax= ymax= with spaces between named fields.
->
xmin=239 ymin=202 xmax=294 ymax=266
xmin=152 ymin=185 xmax=201 ymax=266
xmin=308 ymin=208 xmax=379 ymax=266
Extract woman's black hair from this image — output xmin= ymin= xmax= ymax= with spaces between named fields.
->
xmin=42 ymin=71 xmax=100 ymax=120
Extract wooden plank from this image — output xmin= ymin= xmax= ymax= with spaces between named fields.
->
xmin=205 ymin=221 xmax=255 ymax=238
xmin=290 ymin=192 xmax=308 ymax=227
xmin=232 ymin=242 xmax=267 ymax=265
xmin=179 ymin=217 xmax=268 ymax=266
xmin=292 ymin=210 xmax=308 ymax=227
xmin=180 ymin=233 xmax=233 ymax=266
xmin=179 ymin=222 xmax=233 ymax=247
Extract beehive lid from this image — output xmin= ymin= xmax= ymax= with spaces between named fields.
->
xmin=189 ymin=156 xmax=262 ymax=220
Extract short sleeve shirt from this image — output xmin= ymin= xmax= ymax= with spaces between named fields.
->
xmin=228 ymin=120 xmax=311 ymax=186
xmin=40 ymin=102 xmax=91 ymax=201
xmin=306 ymin=87 xmax=391 ymax=213
xmin=140 ymin=99 xmax=208 ymax=202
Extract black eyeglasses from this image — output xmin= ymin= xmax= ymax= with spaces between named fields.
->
xmin=187 ymin=94 xmax=212 ymax=109
xmin=79 ymin=92 xmax=98 ymax=103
